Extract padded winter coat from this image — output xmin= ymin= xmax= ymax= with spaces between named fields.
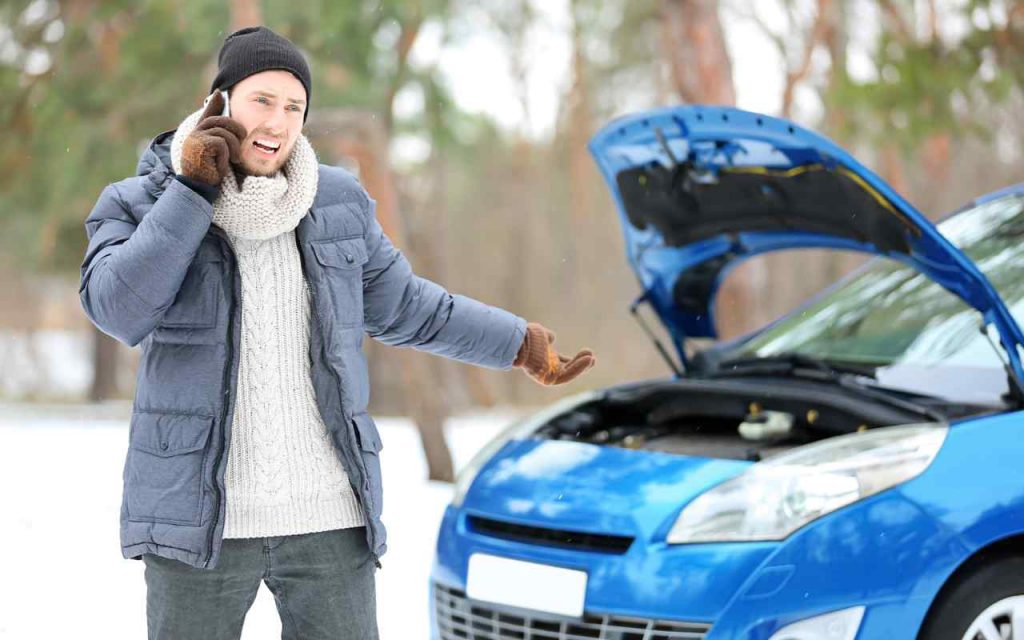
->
xmin=79 ymin=128 xmax=526 ymax=570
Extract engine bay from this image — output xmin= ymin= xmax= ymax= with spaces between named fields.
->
xmin=533 ymin=377 xmax=953 ymax=462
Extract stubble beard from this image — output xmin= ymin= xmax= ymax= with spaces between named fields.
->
xmin=235 ymin=144 xmax=293 ymax=178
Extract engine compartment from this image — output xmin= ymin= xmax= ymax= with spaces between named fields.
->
xmin=534 ymin=377 xmax=947 ymax=462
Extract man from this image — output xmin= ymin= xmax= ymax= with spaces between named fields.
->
xmin=78 ymin=25 xmax=595 ymax=640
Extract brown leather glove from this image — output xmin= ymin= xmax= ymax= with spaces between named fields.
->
xmin=180 ymin=91 xmax=248 ymax=187
xmin=514 ymin=322 xmax=596 ymax=385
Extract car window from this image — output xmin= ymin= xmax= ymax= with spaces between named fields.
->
xmin=736 ymin=193 xmax=1024 ymax=368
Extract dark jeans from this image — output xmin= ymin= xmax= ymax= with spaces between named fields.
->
xmin=143 ymin=526 xmax=378 ymax=640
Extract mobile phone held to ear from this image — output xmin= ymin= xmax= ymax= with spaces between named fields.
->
xmin=202 ymin=89 xmax=231 ymax=117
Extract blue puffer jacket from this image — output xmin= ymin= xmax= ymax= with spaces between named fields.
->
xmin=79 ymin=128 xmax=526 ymax=571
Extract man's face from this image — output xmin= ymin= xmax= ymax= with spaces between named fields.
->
xmin=227 ymin=70 xmax=307 ymax=177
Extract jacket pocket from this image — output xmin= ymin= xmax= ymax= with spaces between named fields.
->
xmin=352 ymin=412 xmax=384 ymax=519
xmin=312 ymin=236 xmax=368 ymax=328
xmin=156 ymin=256 xmax=221 ymax=331
xmin=125 ymin=409 xmax=214 ymax=525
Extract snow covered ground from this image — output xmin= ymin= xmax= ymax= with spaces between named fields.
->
xmin=0 ymin=402 xmax=523 ymax=639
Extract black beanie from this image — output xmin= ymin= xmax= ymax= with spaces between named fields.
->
xmin=210 ymin=26 xmax=312 ymax=123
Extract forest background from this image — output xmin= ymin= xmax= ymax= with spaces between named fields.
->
xmin=2 ymin=0 xmax=1022 ymax=479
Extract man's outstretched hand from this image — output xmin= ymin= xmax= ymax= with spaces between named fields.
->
xmin=181 ymin=91 xmax=248 ymax=187
xmin=514 ymin=322 xmax=596 ymax=386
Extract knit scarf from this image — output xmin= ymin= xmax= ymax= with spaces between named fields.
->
xmin=169 ymin=106 xmax=319 ymax=241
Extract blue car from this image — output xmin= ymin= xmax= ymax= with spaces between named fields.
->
xmin=429 ymin=105 xmax=1024 ymax=640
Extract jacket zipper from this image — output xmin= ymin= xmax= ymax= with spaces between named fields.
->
xmin=204 ymin=226 xmax=239 ymax=568
xmin=294 ymin=231 xmax=382 ymax=571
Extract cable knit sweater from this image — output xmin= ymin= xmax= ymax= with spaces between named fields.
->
xmin=170 ymin=107 xmax=365 ymax=538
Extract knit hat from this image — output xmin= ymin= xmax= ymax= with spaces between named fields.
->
xmin=210 ymin=26 xmax=312 ymax=123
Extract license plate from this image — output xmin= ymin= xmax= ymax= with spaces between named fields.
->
xmin=465 ymin=553 xmax=588 ymax=617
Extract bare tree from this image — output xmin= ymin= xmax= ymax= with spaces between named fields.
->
xmin=229 ymin=0 xmax=262 ymax=32
xmin=732 ymin=0 xmax=832 ymax=118
xmin=565 ymin=0 xmax=597 ymax=228
xmin=659 ymin=0 xmax=762 ymax=340
xmin=660 ymin=0 xmax=736 ymax=105
xmin=305 ymin=110 xmax=459 ymax=481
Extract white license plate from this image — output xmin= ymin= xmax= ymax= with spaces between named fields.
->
xmin=465 ymin=553 xmax=588 ymax=617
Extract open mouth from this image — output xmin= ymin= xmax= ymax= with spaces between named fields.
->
xmin=252 ymin=139 xmax=281 ymax=157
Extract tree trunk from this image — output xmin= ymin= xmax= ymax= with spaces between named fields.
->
xmin=382 ymin=8 xmax=422 ymax=134
xmin=305 ymin=110 xmax=457 ymax=482
xmin=659 ymin=0 xmax=755 ymax=340
xmin=820 ymin=0 xmax=863 ymax=283
xmin=780 ymin=0 xmax=831 ymax=118
xmin=567 ymin=0 xmax=595 ymax=227
xmin=89 ymin=327 xmax=120 ymax=401
xmin=880 ymin=144 xmax=908 ymax=196
xmin=229 ymin=0 xmax=262 ymax=32
xmin=660 ymin=0 xmax=736 ymax=105
xmin=918 ymin=132 xmax=951 ymax=217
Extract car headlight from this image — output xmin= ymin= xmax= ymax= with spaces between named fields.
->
xmin=667 ymin=423 xmax=948 ymax=543
xmin=451 ymin=390 xmax=600 ymax=508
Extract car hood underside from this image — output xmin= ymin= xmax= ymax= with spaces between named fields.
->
xmin=587 ymin=105 xmax=1024 ymax=377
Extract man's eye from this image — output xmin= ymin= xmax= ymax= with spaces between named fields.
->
xmin=256 ymin=96 xmax=270 ymax=104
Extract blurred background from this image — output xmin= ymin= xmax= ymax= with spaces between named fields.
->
xmin=1 ymin=0 xmax=1024 ymax=479
xmin=4 ymin=1 xmax=1024 ymax=636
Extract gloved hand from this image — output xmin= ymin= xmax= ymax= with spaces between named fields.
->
xmin=514 ymin=322 xmax=596 ymax=386
xmin=180 ymin=91 xmax=248 ymax=187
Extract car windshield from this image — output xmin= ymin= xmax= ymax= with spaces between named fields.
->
xmin=733 ymin=192 xmax=1024 ymax=372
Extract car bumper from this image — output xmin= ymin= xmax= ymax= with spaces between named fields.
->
xmin=430 ymin=489 xmax=967 ymax=639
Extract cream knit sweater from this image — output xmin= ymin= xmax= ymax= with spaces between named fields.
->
xmin=170 ymin=108 xmax=365 ymax=538
xmin=220 ymin=233 xmax=365 ymax=537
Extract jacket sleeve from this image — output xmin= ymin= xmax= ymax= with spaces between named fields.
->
xmin=79 ymin=178 xmax=214 ymax=347
xmin=359 ymin=190 xmax=527 ymax=370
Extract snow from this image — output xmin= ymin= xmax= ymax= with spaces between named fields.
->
xmin=0 ymin=330 xmax=93 ymax=398
xmin=0 ymin=403 xmax=524 ymax=639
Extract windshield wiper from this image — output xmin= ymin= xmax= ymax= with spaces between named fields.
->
xmin=712 ymin=353 xmax=878 ymax=380
xmin=711 ymin=353 xmax=945 ymax=422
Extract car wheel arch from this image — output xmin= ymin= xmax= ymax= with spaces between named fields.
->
xmin=917 ymin=533 xmax=1024 ymax=639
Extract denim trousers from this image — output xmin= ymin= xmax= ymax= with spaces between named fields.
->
xmin=143 ymin=526 xmax=379 ymax=640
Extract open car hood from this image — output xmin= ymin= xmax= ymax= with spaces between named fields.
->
xmin=588 ymin=105 xmax=1024 ymax=377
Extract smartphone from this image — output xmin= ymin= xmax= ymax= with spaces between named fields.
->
xmin=202 ymin=89 xmax=231 ymax=117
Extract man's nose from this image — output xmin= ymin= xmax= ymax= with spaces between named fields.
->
xmin=262 ymin=108 xmax=289 ymax=136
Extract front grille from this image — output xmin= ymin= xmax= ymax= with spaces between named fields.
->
xmin=467 ymin=516 xmax=635 ymax=554
xmin=434 ymin=583 xmax=712 ymax=640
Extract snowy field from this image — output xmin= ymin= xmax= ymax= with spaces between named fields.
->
xmin=0 ymin=402 xmax=522 ymax=639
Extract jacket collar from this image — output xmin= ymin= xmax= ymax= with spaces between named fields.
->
xmin=136 ymin=129 xmax=176 ymax=198
xmin=138 ymin=128 xmax=175 ymax=176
